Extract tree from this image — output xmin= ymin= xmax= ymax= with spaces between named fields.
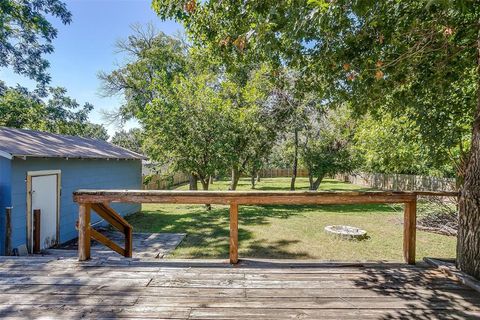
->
xmin=111 ymin=128 xmax=144 ymax=154
xmin=152 ymin=0 xmax=480 ymax=279
xmin=143 ymin=70 xmax=231 ymax=195
xmin=0 ymin=81 xmax=108 ymax=140
xmin=0 ymin=83 xmax=44 ymax=128
xmin=300 ymin=105 xmax=356 ymax=190
xmin=100 ymin=26 xmax=226 ymax=192
xmin=353 ymin=113 xmax=454 ymax=177
xmin=98 ymin=24 xmax=189 ymax=122
xmin=0 ymin=0 xmax=72 ymax=92
xmin=219 ymin=65 xmax=278 ymax=190
xmin=269 ymin=71 xmax=321 ymax=190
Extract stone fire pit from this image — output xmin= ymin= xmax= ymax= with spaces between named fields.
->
xmin=324 ymin=225 xmax=367 ymax=240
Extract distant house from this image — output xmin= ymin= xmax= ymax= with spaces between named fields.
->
xmin=0 ymin=127 xmax=145 ymax=255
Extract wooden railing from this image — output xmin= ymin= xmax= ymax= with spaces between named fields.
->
xmin=77 ymin=203 xmax=132 ymax=260
xmin=73 ymin=190 xmax=458 ymax=264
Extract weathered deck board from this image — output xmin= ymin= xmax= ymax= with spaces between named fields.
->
xmin=0 ymin=257 xmax=478 ymax=319
xmin=188 ymin=308 xmax=480 ymax=320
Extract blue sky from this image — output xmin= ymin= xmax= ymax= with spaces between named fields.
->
xmin=0 ymin=0 xmax=183 ymax=136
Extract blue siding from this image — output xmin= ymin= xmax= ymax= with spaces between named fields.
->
xmin=9 ymin=158 xmax=141 ymax=251
xmin=0 ymin=157 xmax=12 ymax=254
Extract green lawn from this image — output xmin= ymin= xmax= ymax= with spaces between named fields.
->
xmin=126 ymin=177 xmax=456 ymax=262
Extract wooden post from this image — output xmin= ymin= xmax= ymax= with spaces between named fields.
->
xmin=33 ymin=209 xmax=41 ymax=254
xmin=78 ymin=203 xmax=91 ymax=261
xmin=5 ymin=207 xmax=11 ymax=256
xmin=125 ymin=226 xmax=133 ymax=258
xmin=229 ymin=202 xmax=239 ymax=264
xmin=403 ymin=199 xmax=417 ymax=265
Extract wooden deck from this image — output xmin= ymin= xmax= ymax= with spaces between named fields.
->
xmin=0 ymin=257 xmax=478 ymax=319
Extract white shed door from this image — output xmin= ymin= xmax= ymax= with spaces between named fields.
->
xmin=31 ymin=175 xmax=58 ymax=250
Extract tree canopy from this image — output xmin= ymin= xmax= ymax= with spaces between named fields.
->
xmin=0 ymin=81 xmax=108 ymax=140
xmin=111 ymin=128 xmax=145 ymax=154
xmin=152 ymin=0 xmax=478 ymax=179
xmin=0 ymin=0 xmax=72 ymax=92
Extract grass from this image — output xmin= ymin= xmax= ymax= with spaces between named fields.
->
xmin=126 ymin=177 xmax=456 ymax=262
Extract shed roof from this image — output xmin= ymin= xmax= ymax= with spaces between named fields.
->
xmin=0 ymin=127 xmax=145 ymax=160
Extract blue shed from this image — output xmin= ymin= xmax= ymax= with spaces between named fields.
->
xmin=0 ymin=127 xmax=144 ymax=255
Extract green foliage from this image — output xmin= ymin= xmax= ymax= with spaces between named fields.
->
xmin=0 ymin=81 xmax=108 ymax=140
xmin=151 ymin=0 xmax=313 ymax=72
xmin=0 ymin=0 xmax=72 ymax=91
xmin=0 ymin=1 xmax=106 ymax=140
xmin=111 ymin=128 xmax=144 ymax=154
xmin=300 ymin=106 xmax=357 ymax=189
xmin=98 ymin=24 xmax=189 ymax=121
xmin=70 ymin=122 xmax=109 ymax=141
xmin=309 ymin=1 xmax=477 ymax=179
xmin=144 ymin=70 xmax=232 ymax=186
xmin=0 ymin=83 xmax=44 ymax=128
xmin=220 ymin=65 xmax=279 ymax=187
xmin=100 ymin=26 xmax=232 ymax=187
xmin=354 ymin=114 xmax=425 ymax=175
xmin=353 ymin=113 xmax=458 ymax=177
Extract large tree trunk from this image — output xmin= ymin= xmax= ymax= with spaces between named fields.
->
xmin=308 ymin=172 xmax=314 ymax=190
xmin=189 ymin=174 xmax=198 ymax=190
xmin=308 ymin=172 xmax=324 ymax=191
xmin=251 ymin=170 xmax=256 ymax=189
xmin=229 ymin=166 xmax=241 ymax=190
xmin=199 ymin=175 xmax=211 ymax=210
xmin=199 ymin=176 xmax=210 ymax=190
xmin=456 ymin=33 xmax=480 ymax=279
xmin=290 ymin=129 xmax=299 ymax=191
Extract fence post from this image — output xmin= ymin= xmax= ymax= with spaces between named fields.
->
xmin=125 ymin=225 xmax=133 ymax=258
xmin=5 ymin=207 xmax=11 ymax=256
xmin=78 ymin=203 xmax=91 ymax=261
xmin=403 ymin=199 xmax=417 ymax=265
xmin=33 ymin=209 xmax=41 ymax=254
xmin=229 ymin=202 xmax=239 ymax=264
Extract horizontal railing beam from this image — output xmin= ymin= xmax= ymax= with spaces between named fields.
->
xmin=71 ymin=190 xmax=439 ymax=205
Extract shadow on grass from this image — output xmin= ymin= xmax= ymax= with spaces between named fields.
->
xmin=246 ymin=203 xmax=401 ymax=216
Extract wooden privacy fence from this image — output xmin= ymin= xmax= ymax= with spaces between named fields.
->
xmin=73 ymin=190 xmax=458 ymax=265
xmin=143 ymin=172 xmax=190 ymax=190
xmin=257 ymin=168 xmax=309 ymax=178
xmin=337 ymin=172 xmax=457 ymax=192
xmin=143 ymin=169 xmax=308 ymax=190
